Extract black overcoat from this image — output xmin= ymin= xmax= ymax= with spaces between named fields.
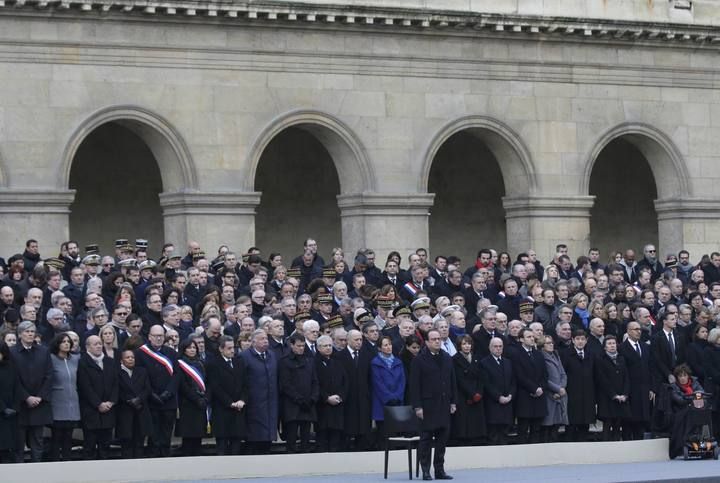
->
xmin=240 ymin=349 xmax=279 ymax=442
xmin=279 ymin=352 xmax=319 ymax=422
xmin=618 ymin=339 xmax=652 ymax=423
xmin=594 ymin=353 xmax=631 ymax=420
xmin=335 ymin=347 xmax=372 ymax=436
xmin=702 ymin=345 xmax=720 ymax=412
xmin=409 ymin=347 xmax=456 ymax=431
xmin=315 ymin=354 xmax=348 ymax=431
xmin=10 ymin=344 xmax=53 ymax=427
xmin=479 ymin=355 xmax=516 ymax=425
xmin=206 ymin=356 xmax=248 ymax=439
xmin=508 ymin=347 xmax=548 ymax=419
xmin=116 ymin=365 xmax=152 ymax=440
xmin=0 ymin=361 xmax=18 ymax=450
xmin=134 ymin=344 xmax=178 ymax=411
xmin=560 ymin=349 xmax=596 ymax=425
xmin=176 ymin=359 xmax=208 ymax=438
xmin=77 ymin=353 xmax=119 ymax=430
xmin=451 ymin=353 xmax=486 ymax=439
xmin=649 ymin=330 xmax=686 ymax=391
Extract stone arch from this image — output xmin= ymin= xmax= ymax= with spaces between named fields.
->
xmin=59 ymin=105 xmax=197 ymax=192
xmin=419 ymin=115 xmax=537 ymax=196
xmin=581 ymin=122 xmax=690 ymax=200
xmin=246 ymin=109 xmax=376 ymax=194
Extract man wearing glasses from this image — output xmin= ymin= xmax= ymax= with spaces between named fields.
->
xmin=635 ymin=244 xmax=664 ymax=283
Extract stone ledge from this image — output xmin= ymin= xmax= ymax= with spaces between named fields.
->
xmin=654 ymin=197 xmax=720 ymax=220
xmin=337 ymin=192 xmax=434 ymax=217
xmin=503 ymin=195 xmax=596 ymax=219
xmin=0 ymin=189 xmax=76 ymax=214
xmin=0 ymin=0 xmax=719 ymax=47
xmin=159 ymin=190 xmax=261 ymax=216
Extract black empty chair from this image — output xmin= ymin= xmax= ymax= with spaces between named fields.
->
xmin=383 ymin=405 xmax=421 ymax=480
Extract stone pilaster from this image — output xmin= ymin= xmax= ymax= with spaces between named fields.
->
xmin=0 ymin=189 xmax=76 ymax=257
xmin=654 ymin=198 xmax=720 ymax=257
xmin=159 ymin=191 xmax=262 ymax=253
xmin=502 ymin=195 xmax=596 ymax=262
xmin=337 ymin=192 xmax=435 ymax=262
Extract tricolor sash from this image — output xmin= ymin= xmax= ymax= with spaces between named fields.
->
xmin=178 ymin=359 xmax=206 ymax=393
xmin=403 ymin=282 xmax=419 ymax=297
xmin=140 ymin=345 xmax=174 ymax=375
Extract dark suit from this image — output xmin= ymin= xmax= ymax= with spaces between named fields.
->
xmin=77 ymin=353 xmax=119 ymax=459
xmin=409 ymin=347 xmax=456 ymax=477
xmin=335 ymin=347 xmax=372 ymax=449
xmin=560 ymin=349 xmax=596 ymax=441
xmin=472 ymin=330 xmax=506 ymax=359
xmin=480 ymin=354 xmax=516 ymax=444
xmin=207 ymin=356 xmax=248 ymax=455
xmin=649 ymin=329 xmax=685 ymax=391
xmin=315 ymin=354 xmax=349 ymax=452
xmin=507 ymin=347 xmax=548 ymax=443
xmin=618 ymin=339 xmax=652 ymax=440
xmin=117 ymin=365 xmax=152 ymax=458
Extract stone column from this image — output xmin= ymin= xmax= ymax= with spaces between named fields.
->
xmin=502 ymin=195 xmax=596 ymax=262
xmin=159 ymin=191 xmax=262 ymax=254
xmin=0 ymin=189 xmax=76 ymax=258
xmin=337 ymin=192 xmax=435 ymax=262
xmin=654 ymin=198 xmax=720 ymax=257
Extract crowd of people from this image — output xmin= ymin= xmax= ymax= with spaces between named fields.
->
xmin=0 ymin=237 xmax=718 ymax=470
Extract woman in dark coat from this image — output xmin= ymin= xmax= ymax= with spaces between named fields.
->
xmin=399 ymin=335 xmax=421 ymax=403
xmin=686 ymin=324 xmax=709 ymax=385
xmin=560 ymin=330 xmax=596 ymax=442
xmin=176 ymin=339 xmax=208 ymax=456
xmin=279 ymin=334 xmax=319 ymax=453
xmin=207 ymin=335 xmax=249 ymax=456
xmin=594 ymin=336 xmax=631 ymax=441
xmin=116 ymin=348 xmax=152 ymax=459
xmin=315 ymin=335 xmax=348 ymax=452
xmin=451 ymin=335 xmax=486 ymax=443
xmin=370 ymin=336 xmax=406 ymax=427
xmin=0 ymin=341 xmax=18 ymax=463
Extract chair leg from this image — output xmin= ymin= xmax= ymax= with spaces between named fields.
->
xmin=384 ymin=439 xmax=389 ymax=479
xmin=415 ymin=444 xmax=420 ymax=477
xmin=407 ymin=446 xmax=412 ymax=480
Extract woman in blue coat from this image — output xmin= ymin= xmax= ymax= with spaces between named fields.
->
xmin=370 ymin=336 xmax=406 ymax=432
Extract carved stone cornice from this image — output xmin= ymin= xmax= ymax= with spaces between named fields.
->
xmin=159 ymin=190 xmax=261 ymax=216
xmin=1 ymin=0 xmax=720 ymax=47
xmin=502 ymin=195 xmax=596 ymax=219
xmin=337 ymin=192 xmax=435 ymax=217
xmin=0 ymin=189 xmax=76 ymax=214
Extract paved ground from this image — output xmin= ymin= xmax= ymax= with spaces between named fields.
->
xmin=156 ymin=459 xmax=720 ymax=483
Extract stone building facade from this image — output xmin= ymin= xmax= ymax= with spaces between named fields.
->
xmin=1 ymin=0 xmax=719 ymax=264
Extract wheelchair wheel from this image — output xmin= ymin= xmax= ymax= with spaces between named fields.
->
xmin=714 ymin=447 xmax=719 ymax=460
xmin=683 ymin=446 xmax=689 ymax=460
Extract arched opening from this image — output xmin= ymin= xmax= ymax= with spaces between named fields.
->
xmin=254 ymin=127 xmax=342 ymax=258
xmin=589 ymin=138 xmax=658 ymax=256
xmin=69 ymin=122 xmax=163 ymax=252
xmin=428 ymin=131 xmax=507 ymax=265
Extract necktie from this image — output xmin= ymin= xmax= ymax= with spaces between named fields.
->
xmin=353 ymin=350 xmax=359 ymax=366
xmin=635 ymin=342 xmax=641 ymax=356
xmin=260 ymin=352 xmax=266 ymax=361
xmin=228 ymin=359 xmax=233 ymax=369
xmin=668 ymin=333 xmax=676 ymax=365
xmin=311 ymin=343 xmax=316 ymax=354
xmin=390 ymin=277 xmax=396 ymax=284
xmin=497 ymin=357 xmax=502 ymax=366
xmin=579 ymin=350 xmax=584 ymax=360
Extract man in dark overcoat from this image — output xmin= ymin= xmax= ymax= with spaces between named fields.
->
xmin=560 ymin=329 xmax=596 ymax=442
xmin=240 ymin=328 xmax=279 ymax=454
xmin=618 ymin=321 xmax=652 ymax=440
xmin=135 ymin=324 xmax=178 ymax=457
xmin=480 ymin=337 xmax=516 ymax=445
xmin=10 ymin=321 xmax=53 ymax=462
xmin=279 ymin=333 xmax=319 ymax=453
xmin=409 ymin=328 xmax=457 ymax=480
xmin=508 ymin=329 xmax=548 ymax=444
xmin=335 ymin=329 xmax=373 ymax=450
xmin=207 ymin=335 xmax=249 ymax=455
xmin=315 ymin=334 xmax=348 ymax=452
xmin=77 ymin=335 xmax=119 ymax=459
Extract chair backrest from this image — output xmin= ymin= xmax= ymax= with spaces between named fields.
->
xmin=383 ymin=405 xmax=420 ymax=436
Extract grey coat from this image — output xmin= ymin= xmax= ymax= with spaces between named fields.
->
xmin=50 ymin=354 xmax=81 ymax=422
xmin=542 ymin=351 xmax=568 ymax=426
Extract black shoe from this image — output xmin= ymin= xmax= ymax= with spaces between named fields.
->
xmin=435 ymin=472 xmax=453 ymax=480
xmin=422 ymin=473 xmax=433 ymax=481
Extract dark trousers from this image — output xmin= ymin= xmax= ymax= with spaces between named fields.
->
xmin=540 ymin=425 xmax=559 ymax=443
xmin=316 ymin=429 xmax=343 ymax=452
xmin=83 ymin=428 xmax=112 ymax=460
xmin=120 ymin=433 xmax=146 ymax=459
xmin=181 ymin=437 xmax=202 ymax=456
xmin=50 ymin=426 xmax=74 ymax=461
xmin=285 ymin=421 xmax=311 ymax=453
xmin=623 ymin=421 xmax=648 ymax=441
xmin=149 ymin=409 xmax=175 ymax=457
xmin=16 ymin=425 xmax=44 ymax=462
xmin=216 ymin=437 xmax=242 ymax=455
xmin=487 ymin=424 xmax=508 ymax=445
xmin=567 ymin=424 xmax=589 ymax=442
xmin=517 ymin=417 xmax=542 ymax=444
xmin=418 ymin=427 xmax=449 ymax=475
xmin=247 ymin=441 xmax=272 ymax=454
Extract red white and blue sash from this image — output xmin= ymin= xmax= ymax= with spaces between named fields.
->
xmin=140 ymin=345 xmax=174 ymax=375
xmin=178 ymin=359 xmax=206 ymax=393
xmin=403 ymin=282 xmax=419 ymax=297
